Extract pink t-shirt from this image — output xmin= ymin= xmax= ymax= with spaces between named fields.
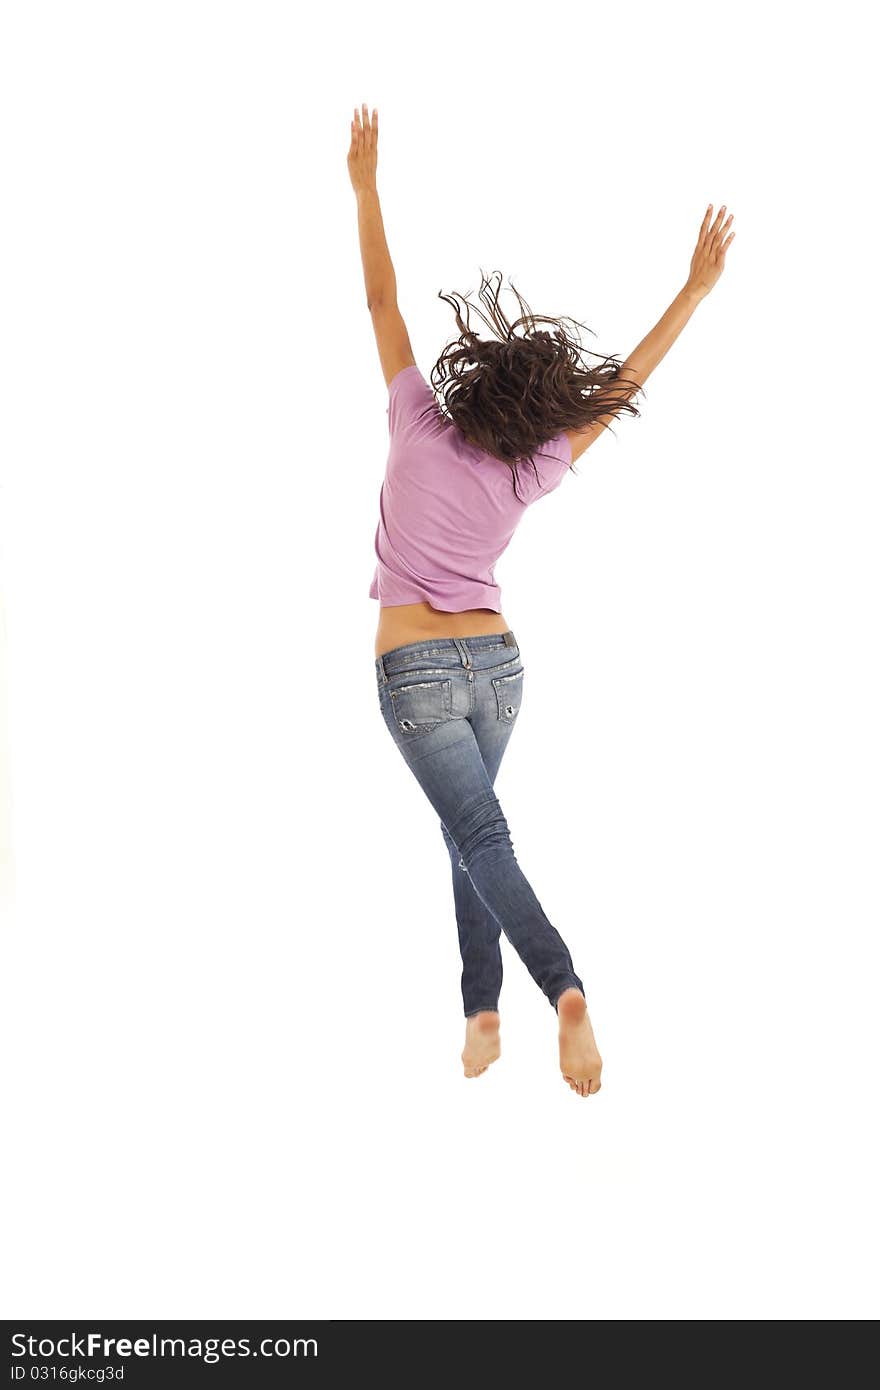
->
xmin=369 ymin=365 xmax=571 ymax=612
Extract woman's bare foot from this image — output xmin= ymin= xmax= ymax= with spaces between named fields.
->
xmin=462 ymin=1011 xmax=501 ymax=1078
xmin=557 ymin=988 xmax=603 ymax=1097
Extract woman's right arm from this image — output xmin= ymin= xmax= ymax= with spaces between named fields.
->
xmin=566 ymin=203 xmax=736 ymax=463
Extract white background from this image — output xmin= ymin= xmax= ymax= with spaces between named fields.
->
xmin=1 ymin=0 xmax=877 ymax=1320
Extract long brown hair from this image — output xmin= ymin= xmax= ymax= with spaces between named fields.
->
xmin=431 ymin=269 xmax=645 ymax=501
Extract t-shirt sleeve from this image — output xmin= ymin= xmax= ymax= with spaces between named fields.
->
xmin=517 ymin=431 xmax=572 ymax=504
xmin=387 ymin=364 xmax=443 ymax=440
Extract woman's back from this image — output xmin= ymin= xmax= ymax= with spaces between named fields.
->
xmin=371 ymin=365 xmax=572 ymax=655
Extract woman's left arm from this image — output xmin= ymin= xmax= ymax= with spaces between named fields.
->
xmin=348 ymin=104 xmax=416 ymax=385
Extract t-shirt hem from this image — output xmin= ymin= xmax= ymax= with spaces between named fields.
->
xmin=374 ymin=599 xmax=502 ymax=614
xmin=369 ymin=584 xmax=501 ymax=614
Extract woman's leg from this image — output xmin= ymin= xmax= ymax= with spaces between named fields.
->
xmin=439 ymin=672 xmax=519 ymax=1017
xmin=440 ymin=716 xmax=515 ymax=1076
xmin=441 ymin=821 xmax=504 ymax=1017
xmin=377 ymin=658 xmax=584 ymax=1011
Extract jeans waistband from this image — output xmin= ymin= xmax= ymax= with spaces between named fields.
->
xmin=375 ymin=629 xmax=518 ymax=682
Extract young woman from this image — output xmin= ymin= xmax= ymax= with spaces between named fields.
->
xmin=348 ymin=103 xmax=734 ymax=1097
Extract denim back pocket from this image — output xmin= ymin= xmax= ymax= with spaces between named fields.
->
xmin=491 ymin=668 xmax=524 ymax=723
xmin=389 ymin=678 xmax=453 ymax=736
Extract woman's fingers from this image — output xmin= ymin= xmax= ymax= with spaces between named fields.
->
xmin=347 ymin=103 xmax=379 ymax=194
xmin=367 ymin=105 xmax=377 ymax=149
xmin=715 ymin=218 xmax=734 ymax=259
xmin=712 ymin=207 xmax=733 ymax=250
xmin=352 ymin=104 xmax=379 ymax=150
xmin=700 ymin=203 xmax=735 ymax=259
xmin=687 ymin=202 xmax=736 ymax=294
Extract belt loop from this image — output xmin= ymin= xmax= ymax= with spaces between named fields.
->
xmin=452 ymin=636 xmax=471 ymax=668
xmin=504 ymin=629 xmax=516 ymax=648
xmin=378 ymin=653 xmax=389 ymax=683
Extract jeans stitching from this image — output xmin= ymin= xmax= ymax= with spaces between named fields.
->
xmin=377 ymin=654 xmax=521 ymax=688
xmin=377 ymin=638 xmax=512 ymax=665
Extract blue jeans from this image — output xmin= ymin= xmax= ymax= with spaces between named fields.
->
xmin=375 ymin=630 xmax=584 ymax=1017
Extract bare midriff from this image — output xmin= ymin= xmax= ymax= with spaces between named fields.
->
xmin=375 ymin=601 xmax=510 ymax=658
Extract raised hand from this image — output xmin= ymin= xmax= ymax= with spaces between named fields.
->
xmin=687 ymin=203 xmax=736 ymax=299
xmin=347 ymin=102 xmax=379 ymax=196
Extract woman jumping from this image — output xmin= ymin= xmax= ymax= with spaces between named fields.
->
xmin=348 ymin=102 xmax=735 ymax=1097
